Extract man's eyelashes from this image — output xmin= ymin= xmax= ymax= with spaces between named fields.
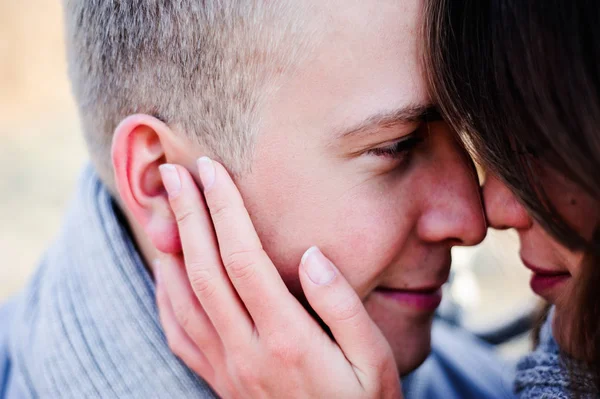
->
xmin=366 ymin=134 xmax=425 ymax=160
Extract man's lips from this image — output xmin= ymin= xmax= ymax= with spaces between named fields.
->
xmin=374 ymin=285 xmax=443 ymax=312
xmin=521 ymin=259 xmax=571 ymax=297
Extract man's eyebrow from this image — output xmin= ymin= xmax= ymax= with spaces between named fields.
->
xmin=336 ymin=104 xmax=441 ymax=139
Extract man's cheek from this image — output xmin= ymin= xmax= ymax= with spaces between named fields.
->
xmin=327 ymin=213 xmax=404 ymax=290
xmin=262 ymin=241 xmax=306 ymax=296
xmin=330 ymin=237 xmax=380 ymax=292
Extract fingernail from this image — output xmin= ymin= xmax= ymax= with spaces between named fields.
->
xmin=197 ymin=156 xmax=215 ymax=190
xmin=301 ymin=246 xmax=336 ymax=286
xmin=159 ymin=164 xmax=181 ymax=198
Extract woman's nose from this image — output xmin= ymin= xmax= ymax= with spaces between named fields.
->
xmin=482 ymin=174 xmax=532 ymax=230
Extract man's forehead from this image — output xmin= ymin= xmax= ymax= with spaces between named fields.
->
xmin=311 ymin=0 xmax=429 ymax=141
xmin=258 ymin=0 xmax=429 ymax=142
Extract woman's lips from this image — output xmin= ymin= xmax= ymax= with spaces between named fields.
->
xmin=522 ymin=260 xmax=571 ymax=298
xmin=375 ymin=286 xmax=443 ymax=312
xmin=529 ymin=273 xmax=570 ymax=296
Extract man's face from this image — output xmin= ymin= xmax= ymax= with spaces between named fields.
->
xmin=183 ymin=0 xmax=486 ymax=374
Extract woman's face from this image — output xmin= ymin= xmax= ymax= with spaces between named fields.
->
xmin=483 ymin=166 xmax=598 ymax=351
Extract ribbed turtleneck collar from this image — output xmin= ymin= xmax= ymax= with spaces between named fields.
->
xmin=8 ymin=165 xmax=215 ymax=398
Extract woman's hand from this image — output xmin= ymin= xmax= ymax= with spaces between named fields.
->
xmin=155 ymin=157 xmax=402 ymax=399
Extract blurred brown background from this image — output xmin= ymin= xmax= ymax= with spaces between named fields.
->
xmin=0 ymin=2 xmax=536 ymax=359
xmin=0 ymin=1 xmax=86 ymax=299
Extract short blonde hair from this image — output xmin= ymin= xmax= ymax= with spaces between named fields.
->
xmin=63 ymin=1 xmax=317 ymax=185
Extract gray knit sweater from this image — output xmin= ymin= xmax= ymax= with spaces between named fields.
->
xmin=5 ymin=165 xmax=217 ymax=398
xmin=514 ymin=309 xmax=598 ymax=398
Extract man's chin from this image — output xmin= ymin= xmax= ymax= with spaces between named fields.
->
xmin=295 ymin=283 xmax=434 ymax=374
xmin=366 ymin=297 xmax=435 ymax=376
xmin=394 ymin=337 xmax=432 ymax=376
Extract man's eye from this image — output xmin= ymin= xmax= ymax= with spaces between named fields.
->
xmin=366 ymin=135 xmax=424 ymax=159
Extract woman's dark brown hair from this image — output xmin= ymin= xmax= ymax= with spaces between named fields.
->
xmin=423 ymin=0 xmax=600 ymax=390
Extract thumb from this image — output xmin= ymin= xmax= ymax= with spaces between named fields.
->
xmin=298 ymin=247 xmax=399 ymax=381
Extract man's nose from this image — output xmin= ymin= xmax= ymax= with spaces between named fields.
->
xmin=482 ymin=174 xmax=532 ymax=230
xmin=417 ymin=162 xmax=487 ymax=247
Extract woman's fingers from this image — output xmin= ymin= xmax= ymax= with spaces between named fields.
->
xmin=158 ymin=164 xmax=253 ymax=341
xmin=155 ymin=258 xmax=215 ymax=382
xmin=298 ymin=247 xmax=400 ymax=390
xmin=195 ymin=157 xmax=307 ymax=332
xmin=156 ymin=161 xmax=403 ymax=397
xmin=154 ymin=253 xmax=222 ymax=370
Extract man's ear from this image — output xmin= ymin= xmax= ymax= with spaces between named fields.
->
xmin=111 ymin=114 xmax=181 ymax=254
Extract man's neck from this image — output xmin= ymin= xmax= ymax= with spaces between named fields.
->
xmin=113 ymin=198 xmax=158 ymax=279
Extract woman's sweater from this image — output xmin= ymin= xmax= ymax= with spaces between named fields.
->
xmin=514 ymin=309 xmax=598 ymax=398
